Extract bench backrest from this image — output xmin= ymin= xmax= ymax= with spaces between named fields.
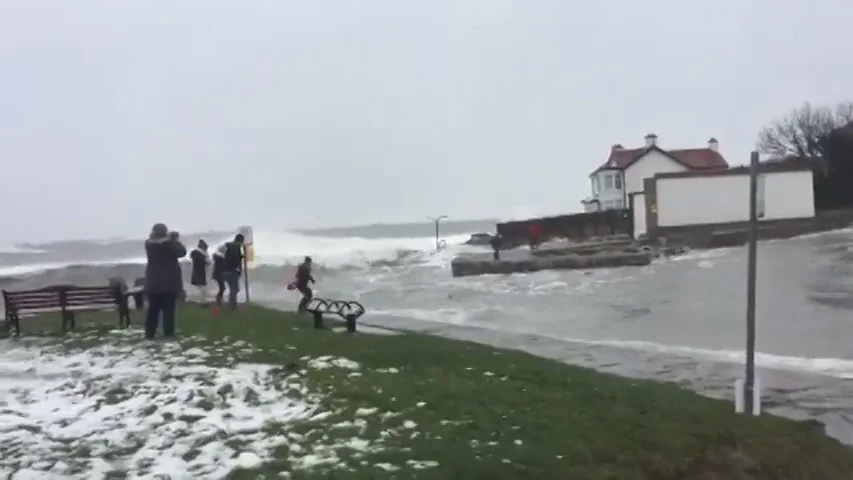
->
xmin=3 ymin=286 xmax=119 ymax=314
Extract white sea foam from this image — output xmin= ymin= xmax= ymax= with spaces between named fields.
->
xmin=577 ymin=337 xmax=853 ymax=379
xmin=0 ymin=243 xmax=46 ymax=254
xmin=248 ymin=230 xmax=472 ymax=269
xmin=0 ymin=257 xmax=147 ymax=277
xmin=0 ymin=230 xmax=476 ymax=276
xmin=367 ymin=305 xmax=853 ymax=379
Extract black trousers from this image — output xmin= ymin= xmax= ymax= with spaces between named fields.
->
xmin=297 ymin=285 xmax=313 ymax=312
xmin=146 ymin=292 xmax=177 ymax=339
xmin=214 ymin=275 xmax=225 ymax=304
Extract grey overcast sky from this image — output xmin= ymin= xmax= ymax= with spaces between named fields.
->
xmin=1 ymin=0 xmax=851 ymax=242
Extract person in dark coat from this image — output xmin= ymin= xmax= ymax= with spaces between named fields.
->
xmin=489 ymin=233 xmax=502 ymax=261
xmin=144 ymin=223 xmax=187 ymax=339
xmin=295 ymin=256 xmax=316 ymax=312
xmin=213 ymin=234 xmax=245 ymax=310
xmin=189 ymin=239 xmax=211 ymax=303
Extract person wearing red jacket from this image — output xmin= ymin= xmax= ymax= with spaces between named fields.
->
xmin=528 ymin=223 xmax=542 ymax=251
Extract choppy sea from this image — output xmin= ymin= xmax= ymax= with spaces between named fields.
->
xmin=3 ymin=219 xmax=853 ymax=443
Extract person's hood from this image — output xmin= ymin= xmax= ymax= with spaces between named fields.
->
xmin=146 ymin=234 xmax=170 ymax=244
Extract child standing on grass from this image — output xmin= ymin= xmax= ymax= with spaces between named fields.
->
xmin=190 ymin=239 xmax=211 ymax=303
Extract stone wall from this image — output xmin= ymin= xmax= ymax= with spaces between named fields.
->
xmin=496 ymin=210 xmax=632 ymax=245
xmin=647 ymin=209 xmax=853 ymax=249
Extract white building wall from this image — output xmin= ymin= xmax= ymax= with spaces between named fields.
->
xmin=631 ymin=192 xmax=647 ymax=239
xmin=656 ymin=170 xmax=815 ymax=227
xmin=624 ymin=150 xmax=687 ymax=196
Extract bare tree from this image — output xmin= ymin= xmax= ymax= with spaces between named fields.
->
xmin=757 ymin=101 xmax=853 ymax=158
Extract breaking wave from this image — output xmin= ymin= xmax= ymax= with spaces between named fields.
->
xmin=0 ymin=229 xmax=480 ymax=279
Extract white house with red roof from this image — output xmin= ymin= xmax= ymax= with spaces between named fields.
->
xmin=581 ymin=134 xmax=729 ymax=212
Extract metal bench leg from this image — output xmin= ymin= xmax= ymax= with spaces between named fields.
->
xmin=313 ymin=312 xmax=324 ymax=329
xmin=345 ymin=314 xmax=357 ymax=333
xmin=8 ymin=313 xmax=20 ymax=337
xmin=62 ymin=311 xmax=75 ymax=331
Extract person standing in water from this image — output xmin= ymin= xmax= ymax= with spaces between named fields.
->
xmin=189 ymin=239 xmax=211 ymax=304
xmin=528 ymin=223 xmax=542 ymax=251
xmin=295 ymin=256 xmax=316 ymax=312
xmin=489 ymin=233 xmax=503 ymax=261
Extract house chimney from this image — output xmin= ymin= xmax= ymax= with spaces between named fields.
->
xmin=644 ymin=133 xmax=657 ymax=147
xmin=708 ymin=137 xmax=719 ymax=152
xmin=611 ymin=143 xmax=623 ymax=150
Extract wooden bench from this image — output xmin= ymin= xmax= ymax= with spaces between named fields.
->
xmin=2 ymin=285 xmax=132 ymax=336
xmin=305 ymin=298 xmax=366 ymax=333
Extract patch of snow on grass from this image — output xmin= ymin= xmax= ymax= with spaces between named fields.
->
xmin=307 ymin=356 xmax=361 ymax=370
xmin=0 ymin=331 xmax=378 ymax=479
xmin=407 ymin=459 xmax=439 ymax=469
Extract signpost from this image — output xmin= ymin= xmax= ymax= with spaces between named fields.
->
xmin=237 ymin=225 xmax=254 ymax=304
xmin=756 ymin=172 xmax=766 ymax=219
xmin=428 ymin=215 xmax=448 ymax=250
xmin=741 ymin=151 xmax=762 ymax=415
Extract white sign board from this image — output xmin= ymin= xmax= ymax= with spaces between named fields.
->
xmin=756 ymin=174 xmax=766 ymax=219
xmin=237 ymin=225 xmax=254 ymax=246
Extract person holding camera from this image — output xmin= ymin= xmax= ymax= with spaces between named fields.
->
xmin=144 ymin=223 xmax=187 ymax=339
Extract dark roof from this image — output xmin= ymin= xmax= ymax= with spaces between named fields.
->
xmin=590 ymin=144 xmax=729 ymax=176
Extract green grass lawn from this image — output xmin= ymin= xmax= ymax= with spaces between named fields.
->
xmin=5 ymin=304 xmax=853 ymax=479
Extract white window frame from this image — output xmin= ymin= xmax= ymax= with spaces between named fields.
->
xmin=604 ymin=174 xmax=613 ymax=189
xmin=614 ymin=174 xmax=622 ymax=189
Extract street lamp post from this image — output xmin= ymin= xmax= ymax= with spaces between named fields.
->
xmin=427 ymin=215 xmax=448 ymax=251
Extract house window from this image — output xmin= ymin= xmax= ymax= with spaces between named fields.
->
xmin=614 ymin=198 xmax=624 ymax=209
xmin=614 ymin=174 xmax=622 ymax=189
xmin=604 ymin=175 xmax=613 ymax=189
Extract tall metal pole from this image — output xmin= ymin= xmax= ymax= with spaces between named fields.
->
xmin=744 ymin=151 xmax=759 ymax=413
xmin=243 ymin=251 xmax=250 ymax=304
xmin=237 ymin=226 xmax=254 ymax=305
xmin=427 ymin=215 xmax=448 ymax=250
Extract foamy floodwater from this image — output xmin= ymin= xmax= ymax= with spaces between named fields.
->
xmin=5 ymin=223 xmax=853 ymax=445
xmin=0 ymin=331 xmax=390 ymax=479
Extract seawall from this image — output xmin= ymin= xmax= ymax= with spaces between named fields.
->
xmin=650 ymin=209 xmax=853 ymax=249
xmin=450 ymin=238 xmax=654 ymax=278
